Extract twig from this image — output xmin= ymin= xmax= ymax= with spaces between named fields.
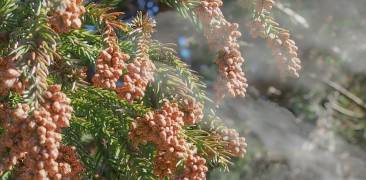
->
xmin=308 ymin=74 xmax=366 ymax=111
xmin=331 ymin=102 xmax=365 ymax=119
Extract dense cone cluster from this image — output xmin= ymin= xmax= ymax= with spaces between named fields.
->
xmin=153 ymin=150 xmax=179 ymax=178
xmin=180 ymin=97 xmax=204 ymax=125
xmin=214 ymin=47 xmax=248 ymax=99
xmin=195 ymin=0 xmax=225 ymax=50
xmin=129 ymin=101 xmax=208 ymax=179
xmin=20 ymin=85 xmax=78 ymax=179
xmin=129 ymin=101 xmax=184 ymax=148
xmin=0 ymin=56 xmax=23 ymax=96
xmin=92 ymin=13 xmax=156 ymax=103
xmin=180 ymin=154 xmax=208 ymax=180
xmin=92 ymin=46 xmax=129 ymax=89
xmin=93 ymin=20 xmax=130 ymax=91
xmin=267 ymin=32 xmax=302 ymax=77
xmin=0 ymin=85 xmax=83 ymax=178
xmin=116 ymin=56 xmax=155 ymax=102
xmin=116 ymin=15 xmax=156 ymax=103
xmin=250 ymin=0 xmax=302 ymax=77
xmin=0 ymin=104 xmax=29 ymax=176
xmin=49 ymin=0 xmax=85 ymax=33
xmin=219 ymin=128 xmax=247 ymax=157
xmin=195 ymin=0 xmax=248 ymax=99
xmin=153 ymin=142 xmax=190 ymax=178
xmin=57 ymin=145 xmax=84 ymax=177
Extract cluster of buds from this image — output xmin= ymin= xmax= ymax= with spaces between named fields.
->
xmin=20 ymin=85 xmax=76 ymax=179
xmin=180 ymin=97 xmax=204 ymax=125
xmin=0 ymin=56 xmax=23 ymax=96
xmin=49 ymin=0 xmax=85 ymax=33
xmin=57 ymin=145 xmax=84 ymax=177
xmin=195 ymin=0 xmax=225 ymax=50
xmin=250 ymin=0 xmax=302 ymax=77
xmin=218 ymin=128 xmax=247 ymax=158
xmin=0 ymin=85 xmax=83 ymax=178
xmin=195 ymin=0 xmax=248 ymax=99
xmin=180 ymin=155 xmax=208 ymax=180
xmin=129 ymin=101 xmax=208 ymax=179
xmin=214 ymin=46 xmax=248 ymax=99
xmin=93 ymin=19 xmax=130 ymax=91
xmin=129 ymin=101 xmax=184 ymax=148
xmin=153 ymin=142 xmax=189 ymax=178
xmin=92 ymin=46 xmax=129 ymax=89
xmin=153 ymin=150 xmax=178 ymax=178
xmin=116 ymin=14 xmax=156 ymax=103
xmin=267 ymin=32 xmax=302 ymax=77
xmin=116 ymin=57 xmax=155 ymax=102
xmin=0 ymin=104 xmax=29 ymax=176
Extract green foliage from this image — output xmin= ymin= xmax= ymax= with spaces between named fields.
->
xmin=160 ymin=0 xmax=201 ymax=25
xmin=182 ymin=127 xmax=233 ymax=171
xmin=0 ymin=171 xmax=12 ymax=180
xmin=0 ymin=0 xmax=17 ymax=30
xmin=83 ymin=3 xmax=129 ymax=33
xmin=149 ymin=41 xmax=209 ymax=104
xmin=64 ymin=87 xmax=156 ymax=179
xmin=59 ymin=30 xmax=103 ymax=65
xmin=99 ymin=0 xmax=125 ymax=7
xmin=3 ymin=1 xmax=58 ymax=109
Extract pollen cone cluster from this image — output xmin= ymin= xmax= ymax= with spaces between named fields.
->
xmin=153 ymin=139 xmax=193 ymax=178
xmin=0 ymin=56 xmax=23 ymax=96
xmin=213 ymin=46 xmax=248 ymax=100
xmin=267 ymin=32 xmax=302 ymax=77
xmin=57 ymin=145 xmax=84 ymax=177
xmin=116 ymin=15 xmax=156 ymax=103
xmin=180 ymin=154 xmax=208 ymax=180
xmin=93 ymin=23 xmax=129 ymax=90
xmin=129 ymin=101 xmax=208 ymax=179
xmin=49 ymin=0 xmax=85 ymax=33
xmin=129 ymin=101 xmax=184 ymax=148
xmin=195 ymin=0 xmax=248 ymax=100
xmin=92 ymin=46 xmax=129 ymax=89
xmin=0 ymin=104 xmax=29 ymax=176
xmin=219 ymin=128 xmax=247 ymax=157
xmin=0 ymin=85 xmax=83 ymax=179
xmin=180 ymin=97 xmax=204 ymax=125
xmin=116 ymin=56 xmax=155 ymax=102
xmin=250 ymin=0 xmax=301 ymax=77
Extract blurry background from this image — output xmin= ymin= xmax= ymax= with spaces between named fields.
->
xmin=119 ymin=0 xmax=366 ymax=179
